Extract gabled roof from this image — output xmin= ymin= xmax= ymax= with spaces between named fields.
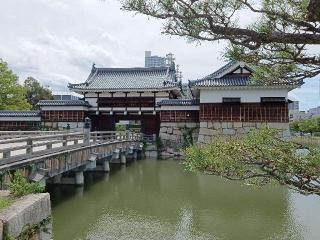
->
xmin=190 ymin=61 xmax=302 ymax=88
xmin=37 ymin=100 xmax=90 ymax=107
xmin=0 ymin=111 xmax=40 ymax=118
xmin=68 ymin=66 xmax=180 ymax=92
xmin=158 ymin=99 xmax=199 ymax=106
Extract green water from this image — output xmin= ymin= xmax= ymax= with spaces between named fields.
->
xmin=48 ymin=159 xmax=320 ymax=240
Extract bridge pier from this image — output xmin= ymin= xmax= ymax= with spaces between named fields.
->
xmin=86 ymin=154 xmax=97 ymax=170
xmin=75 ymin=171 xmax=84 ymax=185
xmin=103 ymin=159 xmax=110 ymax=172
xmin=133 ymin=151 xmax=138 ymax=160
xmin=120 ymin=153 xmax=126 ymax=165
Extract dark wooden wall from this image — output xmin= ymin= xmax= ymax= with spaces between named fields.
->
xmin=0 ymin=121 xmax=40 ymax=131
xmin=160 ymin=110 xmax=199 ymax=122
xmin=42 ymin=111 xmax=85 ymax=122
xmin=200 ymin=103 xmax=288 ymax=122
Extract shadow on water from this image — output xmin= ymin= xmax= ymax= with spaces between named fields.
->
xmin=47 ymin=159 xmax=320 ymax=240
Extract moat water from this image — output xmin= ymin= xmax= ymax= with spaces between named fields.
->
xmin=48 ymin=159 xmax=320 ymax=240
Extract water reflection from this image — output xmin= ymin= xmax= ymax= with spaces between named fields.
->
xmin=47 ymin=159 xmax=320 ymax=240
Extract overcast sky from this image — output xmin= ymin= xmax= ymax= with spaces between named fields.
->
xmin=0 ymin=0 xmax=319 ymax=110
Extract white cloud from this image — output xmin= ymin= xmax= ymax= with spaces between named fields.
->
xmin=0 ymin=0 xmax=319 ymax=110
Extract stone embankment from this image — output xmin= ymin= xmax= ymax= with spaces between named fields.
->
xmin=159 ymin=121 xmax=290 ymax=156
xmin=0 ymin=193 xmax=51 ymax=240
xmin=159 ymin=122 xmax=199 ymax=157
xmin=198 ymin=122 xmax=290 ymax=143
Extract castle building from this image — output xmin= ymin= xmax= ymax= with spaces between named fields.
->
xmin=0 ymin=61 xmax=302 ymax=143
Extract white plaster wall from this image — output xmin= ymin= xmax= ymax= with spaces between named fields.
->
xmin=200 ymin=88 xmax=289 ymax=103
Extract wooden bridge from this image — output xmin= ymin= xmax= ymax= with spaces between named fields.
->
xmin=0 ymin=129 xmax=143 ymax=186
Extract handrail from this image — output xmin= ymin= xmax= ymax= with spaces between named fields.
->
xmin=0 ymin=131 xmax=142 ymax=162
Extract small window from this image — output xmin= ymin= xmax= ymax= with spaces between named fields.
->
xmin=223 ymin=98 xmax=241 ymax=104
xmin=261 ymin=97 xmax=286 ymax=103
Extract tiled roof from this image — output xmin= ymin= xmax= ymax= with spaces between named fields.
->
xmin=68 ymin=66 xmax=179 ymax=91
xmin=191 ymin=76 xmax=303 ymax=88
xmin=191 ymin=76 xmax=252 ymax=87
xmin=158 ymin=99 xmax=199 ymax=106
xmin=37 ymin=100 xmax=90 ymax=107
xmin=190 ymin=61 xmax=303 ymax=88
xmin=204 ymin=60 xmax=237 ymax=79
xmin=0 ymin=111 xmax=40 ymax=118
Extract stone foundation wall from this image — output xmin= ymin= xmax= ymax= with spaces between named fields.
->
xmin=159 ymin=122 xmax=199 ymax=151
xmin=198 ymin=121 xmax=290 ymax=144
xmin=0 ymin=193 xmax=51 ymax=240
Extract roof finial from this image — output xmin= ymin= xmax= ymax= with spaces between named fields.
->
xmin=92 ymin=63 xmax=96 ymax=69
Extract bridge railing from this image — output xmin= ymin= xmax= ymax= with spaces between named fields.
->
xmin=0 ymin=130 xmax=78 ymax=140
xmin=0 ymin=132 xmax=85 ymax=159
xmin=0 ymin=131 xmax=142 ymax=162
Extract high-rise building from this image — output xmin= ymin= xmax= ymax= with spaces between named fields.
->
xmin=145 ymin=51 xmax=174 ymax=68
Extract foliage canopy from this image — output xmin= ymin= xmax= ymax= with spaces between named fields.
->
xmin=24 ymin=77 xmax=54 ymax=109
xmin=290 ymin=117 xmax=320 ymax=134
xmin=185 ymin=128 xmax=320 ymax=196
xmin=0 ymin=60 xmax=31 ymax=110
xmin=123 ymin=0 xmax=320 ymax=83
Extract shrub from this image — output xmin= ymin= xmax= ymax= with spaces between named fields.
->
xmin=9 ymin=171 xmax=44 ymax=197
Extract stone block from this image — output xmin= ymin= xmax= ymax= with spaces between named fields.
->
xmin=0 ymin=193 xmax=51 ymax=239
xmin=233 ymin=122 xmax=243 ymax=128
xmin=222 ymin=128 xmax=236 ymax=135
xmin=159 ymin=133 xmax=166 ymax=140
xmin=199 ymin=128 xmax=216 ymax=136
xmin=207 ymin=122 xmax=213 ymax=129
xmin=221 ymin=122 xmax=233 ymax=129
xmin=268 ymin=122 xmax=289 ymax=130
xmin=243 ymin=122 xmax=256 ymax=127
xmin=200 ymin=122 xmax=208 ymax=128
xmin=197 ymin=135 xmax=205 ymax=143
xmin=212 ymin=122 xmax=221 ymax=129
xmin=173 ymin=130 xmax=182 ymax=136
xmin=185 ymin=122 xmax=198 ymax=128
xmin=256 ymin=122 xmax=268 ymax=129
xmin=282 ymin=129 xmax=291 ymax=139
xmin=167 ymin=127 xmax=173 ymax=134
xmin=160 ymin=127 xmax=167 ymax=133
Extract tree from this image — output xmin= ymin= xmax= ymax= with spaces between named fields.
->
xmin=291 ymin=117 xmax=320 ymax=134
xmin=24 ymin=77 xmax=54 ymax=109
xmin=185 ymin=128 xmax=320 ymax=196
xmin=289 ymin=121 xmax=301 ymax=133
xmin=0 ymin=59 xmax=31 ymax=110
xmin=122 ymin=0 xmax=320 ymax=83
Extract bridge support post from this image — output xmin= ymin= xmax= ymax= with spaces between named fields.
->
xmin=133 ymin=151 xmax=138 ymax=160
xmin=75 ymin=171 xmax=84 ymax=185
xmin=120 ymin=153 xmax=126 ymax=164
xmin=102 ymin=159 xmax=110 ymax=172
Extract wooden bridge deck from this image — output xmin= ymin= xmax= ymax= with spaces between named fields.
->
xmin=0 ymin=131 xmax=142 ymax=179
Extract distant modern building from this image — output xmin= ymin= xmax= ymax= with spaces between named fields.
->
xmin=289 ymin=111 xmax=311 ymax=121
xmin=144 ymin=51 xmax=175 ymax=68
xmin=308 ymin=106 xmax=320 ymax=117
